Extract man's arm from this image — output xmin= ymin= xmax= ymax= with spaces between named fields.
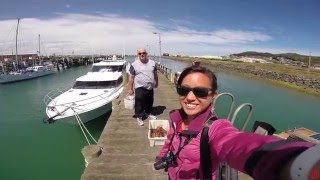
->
xmin=154 ymin=71 xmax=158 ymax=88
xmin=154 ymin=64 xmax=158 ymax=88
xmin=128 ymin=65 xmax=135 ymax=95
xmin=128 ymin=74 xmax=134 ymax=95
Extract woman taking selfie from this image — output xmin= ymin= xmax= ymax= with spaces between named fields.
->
xmin=154 ymin=66 xmax=313 ymax=180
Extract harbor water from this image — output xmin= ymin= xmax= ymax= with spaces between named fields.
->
xmin=0 ymin=65 xmax=105 ymax=180
xmin=0 ymin=57 xmax=319 ymax=180
xmin=158 ymin=57 xmax=320 ymax=132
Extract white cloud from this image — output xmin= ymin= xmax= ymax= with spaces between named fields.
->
xmin=163 ymin=28 xmax=271 ymax=45
xmin=66 ymin=4 xmax=71 ymax=8
xmin=0 ymin=13 xmax=277 ymax=56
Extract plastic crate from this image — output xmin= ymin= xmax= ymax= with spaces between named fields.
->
xmin=148 ymin=120 xmax=170 ymax=147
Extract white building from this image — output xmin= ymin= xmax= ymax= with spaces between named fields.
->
xmin=191 ymin=55 xmax=223 ymax=59
xmin=233 ymin=57 xmax=272 ymax=63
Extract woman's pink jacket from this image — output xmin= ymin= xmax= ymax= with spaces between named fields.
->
xmin=156 ymin=106 xmax=313 ymax=180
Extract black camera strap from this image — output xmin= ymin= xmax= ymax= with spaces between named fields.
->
xmin=167 ymin=121 xmax=176 ymax=149
xmin=166 ymin=122 xmax=199 ymax=161
xmin=174 ymin=130 xmax=199 ymax=157
xmin=200 ymin=115 xmax=218 ymax=180
xmin=164 ymin=114 xmax=217 ymax=180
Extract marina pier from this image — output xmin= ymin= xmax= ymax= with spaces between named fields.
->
xmin=1 ymin=58 xmax=319 ymax=180
xmin=81 ymin=67 xmax=179 ymax=179
xmin=80 ymin=65 xmax=253 ymax=179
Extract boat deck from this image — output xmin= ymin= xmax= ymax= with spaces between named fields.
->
xmin=275 ymin=127 xmax=320 ymax=144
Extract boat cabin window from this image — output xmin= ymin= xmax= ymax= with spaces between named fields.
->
xmin=73 ymin=80 xmax=117 ymax=89
xmin=91 ymin=65 xmax=123 ymax=72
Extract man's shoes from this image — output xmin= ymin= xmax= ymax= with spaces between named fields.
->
xmin=136 ymin=118 xmax=144 ymax=126
xmin=148 ymin=114 xmax=157 ymax=120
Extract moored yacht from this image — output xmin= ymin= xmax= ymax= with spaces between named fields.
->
xmin=89 ymin=60 xmax=126 ymax=73
xmin=0 ymin=65 xmax=55 ymax=84
xmin=89 ymin=56 xmax=127 ymax=74
xmin=0 ymin=19 xmax=55 ymax=84
xmin=44 ymin=71 xmax=124 ymax=124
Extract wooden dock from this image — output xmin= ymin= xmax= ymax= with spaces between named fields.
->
xmin=80 ymin=60 xmax=320 ymax=179
xmin=81 ymin=72 xmax=179 ymax=180
xmin=80 ymin=66 xmax=252 ymax=180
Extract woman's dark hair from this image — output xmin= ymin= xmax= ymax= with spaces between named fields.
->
xmin=177 ymin=66 xmax=217 ymax=91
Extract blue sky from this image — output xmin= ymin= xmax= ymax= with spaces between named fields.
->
xmin=0 ymin=0 xmax=319 ymax=56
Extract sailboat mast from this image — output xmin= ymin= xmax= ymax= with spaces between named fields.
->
xmin=15 ymin=18 xmax=20 ymax=68
xmin=38 ymin=34 xmax=41 ymax=62
xmin=38 ymin=34 xmax=41 ymax=55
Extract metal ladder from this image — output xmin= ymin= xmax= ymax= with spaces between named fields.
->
xmin=212 ymin=92 xmax=253 ymax=180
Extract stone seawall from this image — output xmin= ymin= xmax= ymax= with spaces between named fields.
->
xmin=167 ymin=57 xmax=320 ymax=94
xmin=211 ymin=63 xmax=320 ymax=91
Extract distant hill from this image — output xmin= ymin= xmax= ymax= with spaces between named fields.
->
xmin=231 ymin=51 xmax=320 ymax=64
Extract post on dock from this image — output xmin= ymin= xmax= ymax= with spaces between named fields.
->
xmin=81 ymin=145 xmax=102 ymax=167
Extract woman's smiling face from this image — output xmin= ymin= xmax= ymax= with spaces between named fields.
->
xmin=179 ymin=72 xmax=216 ymax=120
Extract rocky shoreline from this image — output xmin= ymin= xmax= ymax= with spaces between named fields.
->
xmin=168 ymin=57 xmax=320 ymax=95
xmin=212 ymin=63 xmax=320 ymax=90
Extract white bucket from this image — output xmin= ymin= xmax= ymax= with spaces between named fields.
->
xmin=124 ymin=95 xmax=135 ymax=109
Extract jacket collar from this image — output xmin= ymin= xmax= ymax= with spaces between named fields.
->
xmin=169 ymin=106 xmax=213 ymax=132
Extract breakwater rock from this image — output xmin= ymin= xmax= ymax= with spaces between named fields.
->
xmin=210 ymin=63 xmax=320 ymax=91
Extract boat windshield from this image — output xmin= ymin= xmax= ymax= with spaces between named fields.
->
xmin=73 ymin=80 xmax=117 ymax=89
xmin=91 ymin=65 xmax=123 ymax=72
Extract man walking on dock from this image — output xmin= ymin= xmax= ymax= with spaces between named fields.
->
xmin=128 ymin=48 xmax=158 ymax=126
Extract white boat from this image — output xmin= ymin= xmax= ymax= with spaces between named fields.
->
xmin=89 ymin=58 xmax=127 ymax=74
xmin=0 ymin=20 xmax=55 ymax=84
xmin=0 ymin=65 xmax=55 ymax=83
xmin=44 ymin=71 xmax=124 ymax=124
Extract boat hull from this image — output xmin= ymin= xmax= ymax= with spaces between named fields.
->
xmin=51 ymin=102 xmax=112 ymax=124
xmin=45 ymin=65 xmax=125 ymax=124
xmin=0 ymin=71 xmax=55 ymax=84
xmin=45 ymin=86 xmax=124 ymax=124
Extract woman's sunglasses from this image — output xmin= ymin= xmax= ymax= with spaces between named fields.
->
xmin=138 ymin=52 xmax=147 ymax=55
xmin=176 ymin=85 xmax=212 ymax=98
